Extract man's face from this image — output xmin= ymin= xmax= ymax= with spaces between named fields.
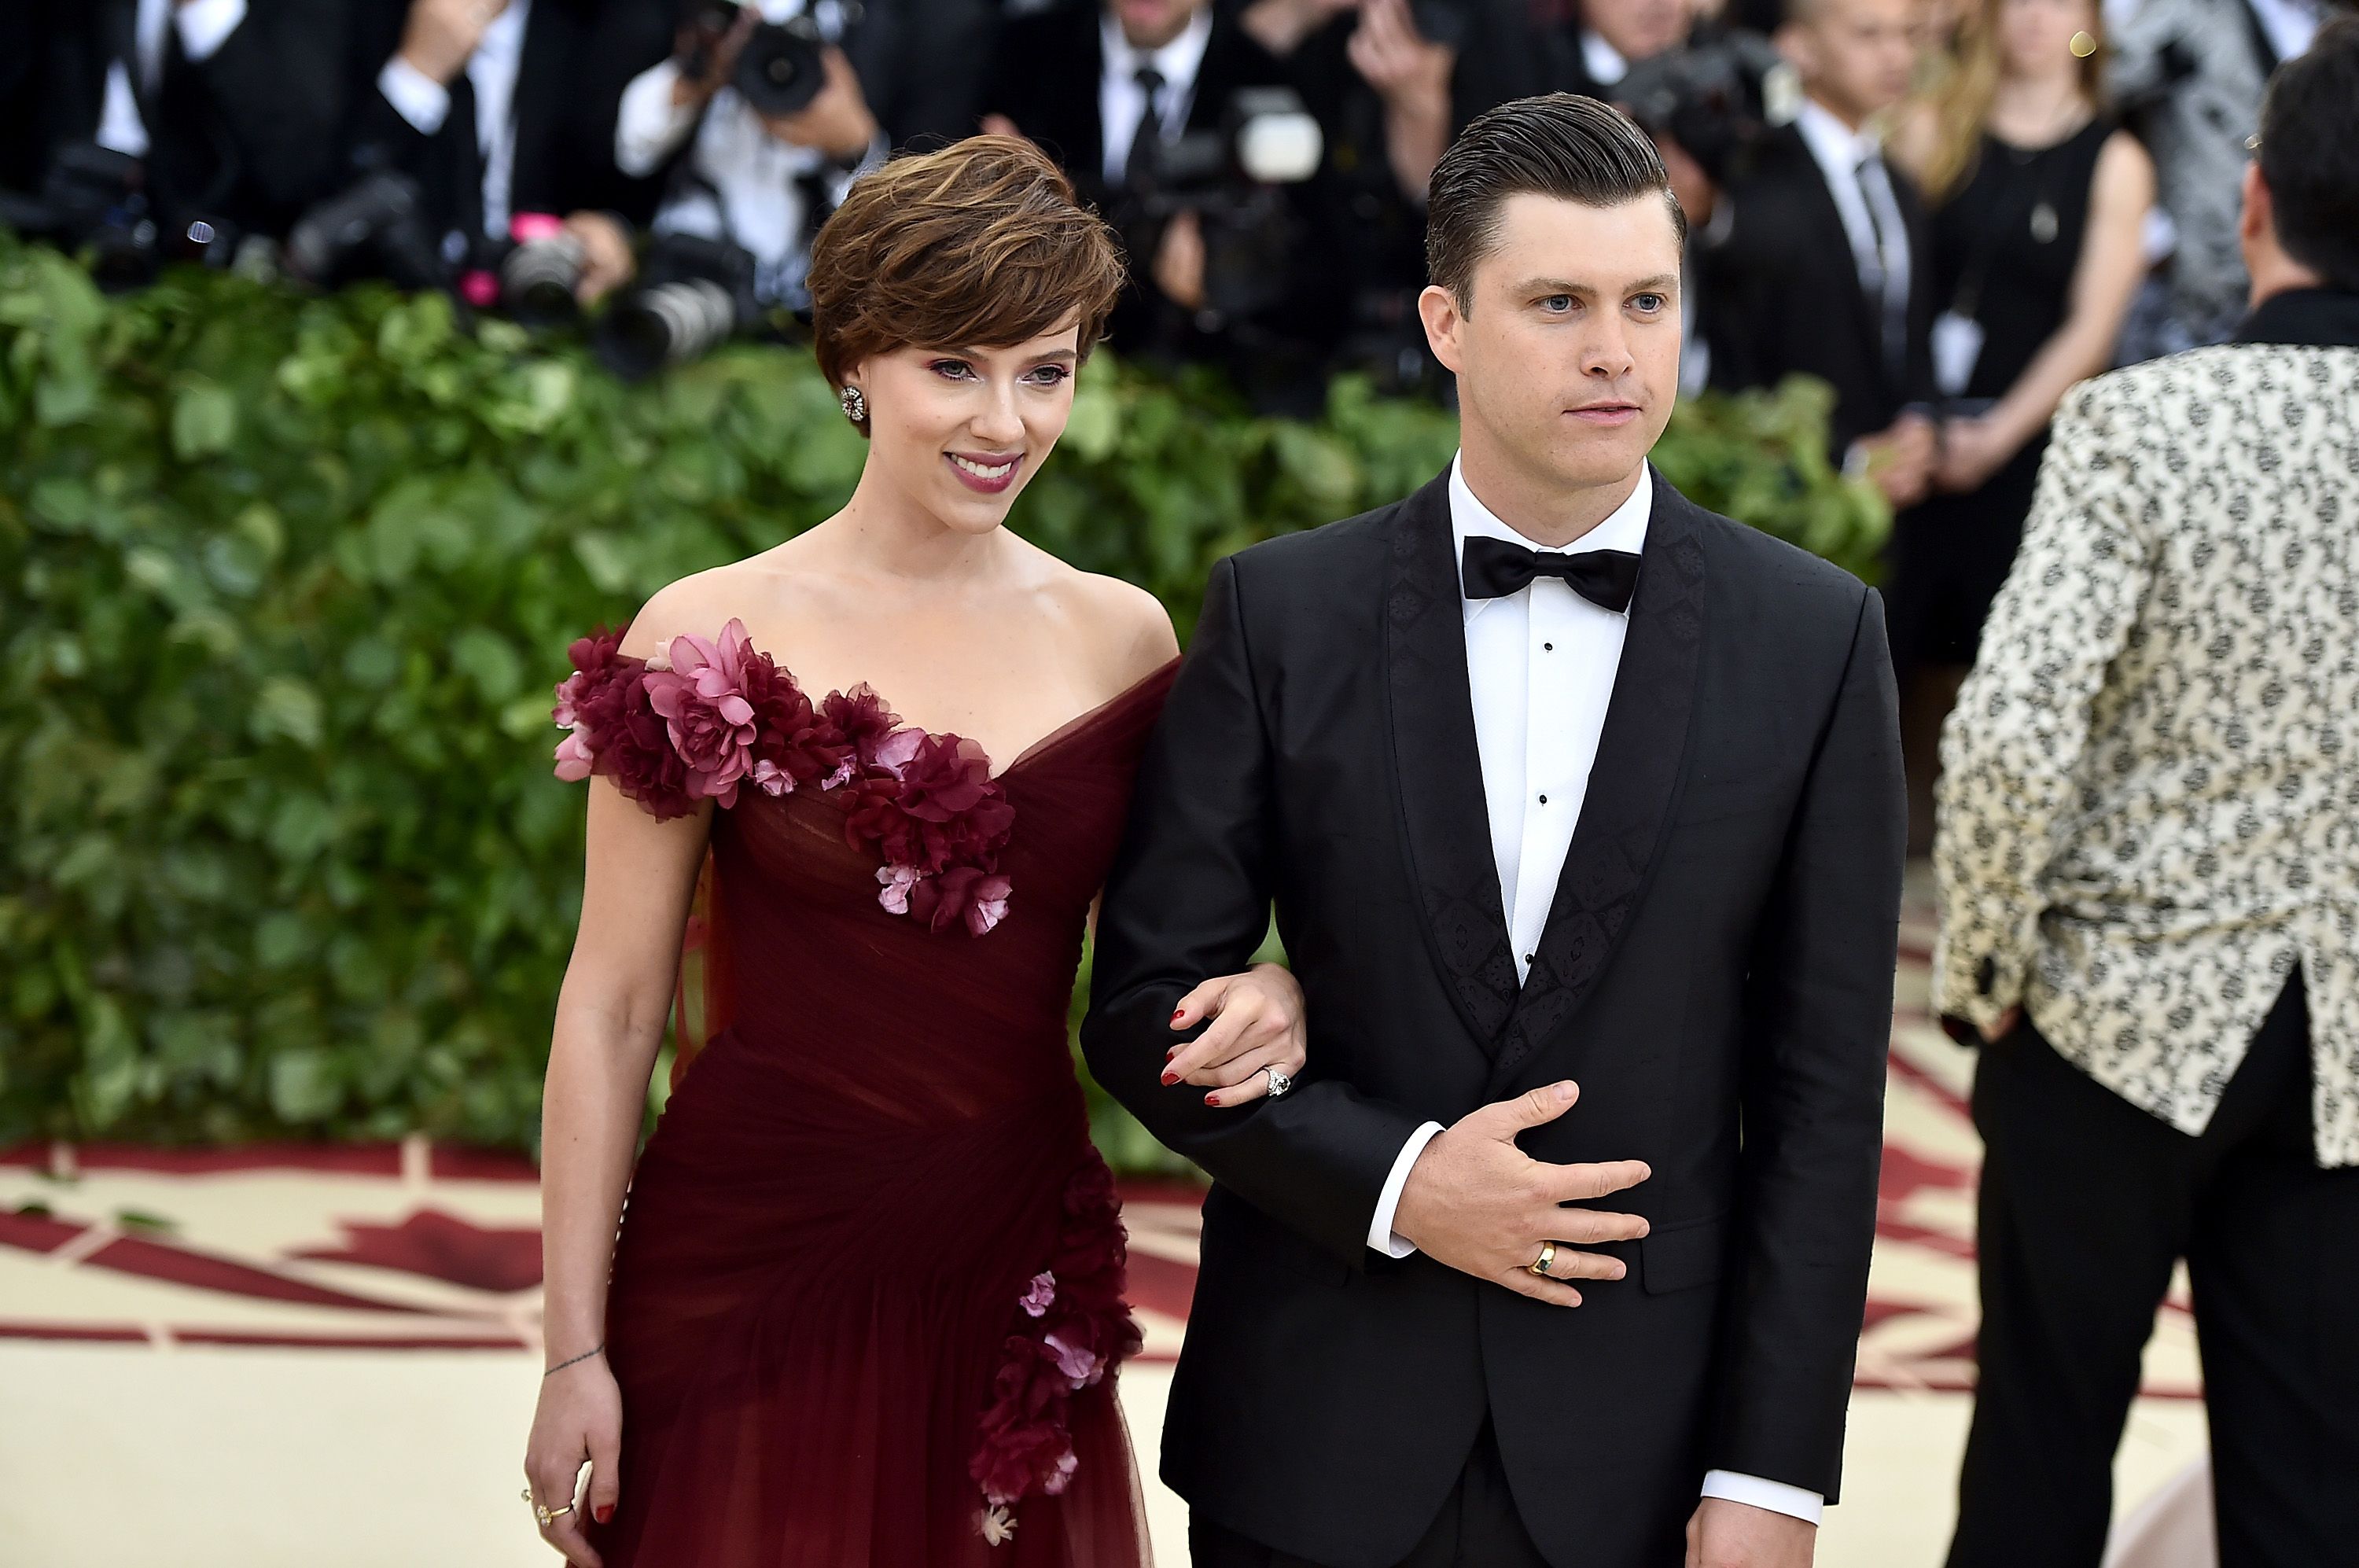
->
xmin=1109 ymin=0 xmax=1206 ymax=50
xmin=1420 ymin=193 xmax=1684 ymax=495
xmin=1782 ymin=0 xmax=1919 ymax=123
xmin=1585 ymin=0 xmax=1694 ymax=65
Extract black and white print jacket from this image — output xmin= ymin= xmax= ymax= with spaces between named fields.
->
xmin=1933 ymin=289 xmax=2359 ymax=1165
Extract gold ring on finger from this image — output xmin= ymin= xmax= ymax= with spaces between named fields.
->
xmin=521 ymin=1489 xmax=573 ymax=1527
xmin=1526 ymin=1242 xmax=1558 ymax=1278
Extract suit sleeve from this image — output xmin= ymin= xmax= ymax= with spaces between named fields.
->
xmin=1082 ymin=555 xmax=1425 ymax=1267
xmin=1930 ymin=381 xmax=2154 ymax=1030
xmin=189 ymin=0 xmax=355 ymax=220
xmin=1709 ymin=586 xmax=1904 ymax=1502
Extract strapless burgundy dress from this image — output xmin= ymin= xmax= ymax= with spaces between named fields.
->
xmin=550 ymin=619 xmax=1177 ymax=1566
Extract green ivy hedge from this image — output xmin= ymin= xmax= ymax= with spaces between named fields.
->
xmin=0 ymin=237 xmax=1886 ymax=1161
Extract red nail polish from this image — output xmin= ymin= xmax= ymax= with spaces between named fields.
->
xmin=1161 ymin=1071 xmax=1180 ymax=1086
xmin=1171 ymin=1010 xmax=1186 ymax=1024
xmin=595 ymin=1504 xmax=613 ymax=1524
xmin=1204 ymin=1092 xmax=1220 ymax=1106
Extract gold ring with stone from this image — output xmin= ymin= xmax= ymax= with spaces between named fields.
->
xmin=523 ymin=1489 xmax=574 ymax=1527
xmin=1527 ymin=1242 xmax=1558 ymax=1279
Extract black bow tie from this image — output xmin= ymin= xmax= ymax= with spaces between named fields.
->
xmin=1460 ymin=536 xmax=1643 ymax=613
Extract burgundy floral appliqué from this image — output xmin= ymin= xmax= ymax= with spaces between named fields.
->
xmin=551 ymin=619 xmax=1017 ymax=933
xmin=968 ymin=1155 xmax=1141 ymax=1543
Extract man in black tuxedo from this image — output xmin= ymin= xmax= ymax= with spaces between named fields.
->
xmin=336 ymin=0 xmax=673 ymax=291
xmin=1 ymin=0 xmax=349 ymax=243
xmin=1085 ymin=93 xmax=1902 ymax=1568
xmin=1698 ymin=0 xmax=1935 ymax=507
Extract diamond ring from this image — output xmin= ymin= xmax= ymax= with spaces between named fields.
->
xmin=522 ymin=1488 xmax=574 ymax=1527
xmin=1262 ymin=1065 xmax=1294 ymax=1098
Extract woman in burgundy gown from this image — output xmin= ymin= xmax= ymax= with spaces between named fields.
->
xmin=519 ymin=139 xmax=1307 ymax=1567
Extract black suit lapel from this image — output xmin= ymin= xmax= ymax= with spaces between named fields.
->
xmin=1783 ymin=130 xmax=1884 ymax=389
xmin=1382 ymin=470 xmax=1522 ymax=1054
xmin=1486 ymin=469 xmax=1709 ymax=1091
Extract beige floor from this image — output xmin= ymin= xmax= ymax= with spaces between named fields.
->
xmin=0 ymin=1339 xmax=2205 ymax=1568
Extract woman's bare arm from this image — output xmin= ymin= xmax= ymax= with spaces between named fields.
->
xmin=537 ymin=778 xmax=711 ymax=1362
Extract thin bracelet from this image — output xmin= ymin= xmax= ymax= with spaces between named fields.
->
xmin=544 ymin=1342 xmax=605 ymax=1377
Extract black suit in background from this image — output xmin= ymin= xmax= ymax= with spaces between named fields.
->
xmin=2 ymin=0 xmax=351 ymax=237
xmin=978 ymin=1 xmax=1328 ymax=382
xmin=1083 ymin=467 xmax=1905 ymax=1566
xmin=337 ymin=0 xmax=673 ymax=254
xmin=1701 ymin=120 xmax=1936 ymax=454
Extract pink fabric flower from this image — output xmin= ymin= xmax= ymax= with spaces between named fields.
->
xmin=1042 ymin=1449 xmax=1080 ymax=1497
xmin=876 ymin=863 xmax=921 ymax=915
xmin=1043 ymin=1332 xmax=1103 ymax=1388
xmin=1021 ymin=1272 xmax=1056 ymax=1318
xmin=641 ymin=621 xmax=760 ymax=808
xmin=553 ymin=728 xmax=598 ymax=782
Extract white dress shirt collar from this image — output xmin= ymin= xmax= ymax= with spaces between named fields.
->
xmin=1099 ymin=6 xmax=1214 ymax=181
xmin=1448 ymin=453 xmax=1653 ymax=620
xmin=1792 ymin=96 xmax=1881 ymax=181
xmin=1102 ymin=6 xmax=1215 ymax=98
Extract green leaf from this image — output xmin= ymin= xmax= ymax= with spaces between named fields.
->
xmin=171 ymin=379 xmax=238 ymax=459
xmin=268 ymin=1048 xmax=344 ymax=1122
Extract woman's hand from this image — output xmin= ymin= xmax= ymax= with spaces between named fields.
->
xmin=1934 ymin=413 xmax=2021 ymax=494
xmin=1163 ymin=961 xmax=1308 ymax=1107
xmin=523 ymin=1350 xmax=624 ymax=1566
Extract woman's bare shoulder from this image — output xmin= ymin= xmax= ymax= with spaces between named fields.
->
xmin=1034 ymin=556 xmax=1180 ymax=690
xmin=616 ymin=551 xmax=841 ymax=662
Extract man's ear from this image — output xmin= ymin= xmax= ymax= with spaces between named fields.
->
xmin=1773 ymin=22 xmax=1815 ymax=77
xmin=2238 ymin=160 xmax=2270 ymax=249
xmin=1418 ymin=283 xmax=1468 ymax=376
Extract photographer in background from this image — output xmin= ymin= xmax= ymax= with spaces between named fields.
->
xmin=1546 ymin=0 xmax=1698 ymax=96
xmin=979 ymin=0 xmax=1327 ymax=392
xmin=328 ymin=0 xmax=673 ymax=300
xmin=615 ymin=0 xmax=887 ymax=311
xmin=1702 ymin=0 xmax=1938 ymax=506
xmin=1 ymin=0 xmax=348 ymax=276
xmin=1235 ymin=0 xmax=1464 ymax=391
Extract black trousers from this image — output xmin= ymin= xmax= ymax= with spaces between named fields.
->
xmin=1190 ymin=1419 xmax=1549 ymax=1568
xmin=1948 ymin=970 xmax=2359 ymax=1568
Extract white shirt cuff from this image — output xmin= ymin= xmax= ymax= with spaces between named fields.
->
xmin=377 ymin=55 xmax=453 ymax=136
xmin=1365 ymin=1121 xmax=1446 ymax=1257
xmin=1700 ymin=1470 xmax=1825 ymax=1526
xmin=173 ymin=0 xmax=248 ymax=61
xmin=616 ymin=60 xmax=698 ymax=178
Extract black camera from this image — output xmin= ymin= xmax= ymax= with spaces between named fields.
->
xmin=1612 ymin=28 xmax=1797 ymax=186
xmin=0 ymin=142 xmax=241 ymax=292
xmin=1127 ymin=86 xmax=1325 ymax=327
xmin=283 ymin=170 xmax=447 ymax=291
xmin=594 ymin=232 xmax=760 ymax=381
xmin=682 ymin=0 xmax=865 ymax=117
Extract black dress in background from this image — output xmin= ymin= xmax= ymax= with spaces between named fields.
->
xmin=1885 ymin=116 xmax=2112 ymax=679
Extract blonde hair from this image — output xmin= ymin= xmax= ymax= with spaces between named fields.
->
xmin=1915 ymin=0 xmax=2108 ymax=203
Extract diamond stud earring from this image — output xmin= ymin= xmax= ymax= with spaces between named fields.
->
xmin=838 ymin=385 xmax=867 ymax=424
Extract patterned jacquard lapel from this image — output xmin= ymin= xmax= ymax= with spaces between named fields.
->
xmin=1486 ymin=470 xmax=1709 ymax=1091
xmin=1383 ymin=471 xmax=1522 ymax=1055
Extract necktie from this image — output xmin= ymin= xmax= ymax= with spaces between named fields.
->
xmin=1124 ymin=67 xmax=1166 ymax=186
xmin=1853 ymin=153 xmax=1909 ymax=382
xmin=1460 ymin=536 xmax=1643 ymax=613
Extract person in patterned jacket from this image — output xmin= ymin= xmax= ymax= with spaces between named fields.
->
xmin=1930 ymin=20 xmax=2359 ymax=1568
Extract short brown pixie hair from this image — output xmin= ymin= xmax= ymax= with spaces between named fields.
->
xmin=1426 ymin=94 xmax=1686 ymax=315
xmin=807 ymin=137 xmax=1126 ymax=404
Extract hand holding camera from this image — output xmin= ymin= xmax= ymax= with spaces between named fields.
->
xmin=1347 ymin=0 xmax=1454 ymax=112
xmin=757 ymin=45 xmax=880 ymax=163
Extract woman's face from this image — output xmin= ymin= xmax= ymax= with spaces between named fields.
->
xmin=843 ymin=322 xmax=1083 ymax=538
xmin=1995 ymin=0 xmax=2091 ymax=77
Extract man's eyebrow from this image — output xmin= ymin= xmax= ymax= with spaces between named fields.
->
xmin=1509 ymin=274 xmax=1681 ymax=296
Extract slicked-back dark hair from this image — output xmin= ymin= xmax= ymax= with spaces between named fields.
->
xmin=1425 ymin=93 xmax=1687 ymax=314
xmin=2257 ymin=15 xmax=2359 ymax=291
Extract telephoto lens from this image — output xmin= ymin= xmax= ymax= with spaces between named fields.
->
xmin=733 ymin=13 xmax=831 ymax=116
xmin=593 ymin=234 xmax=759 ymax=381
xmin=499 ymin=232 xmax=589 ymax=327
